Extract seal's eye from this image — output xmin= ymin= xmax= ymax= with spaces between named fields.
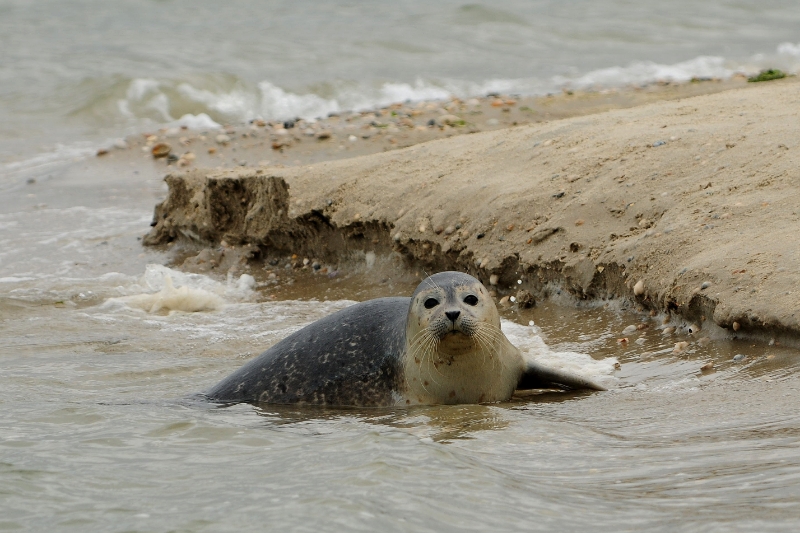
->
xmin=424 ymin=298 xmax=439 ymax=309
xmin=463 ymin=294 xmax=479 ymax=306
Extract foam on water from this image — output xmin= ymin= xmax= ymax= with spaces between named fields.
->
xmin=108 ymin=43 xmax=800 ymax=129
xmin=502 ymin=319 xmax=618 ymax=387
xmin=167 ymin=113 xmax=221 ymax=131
xmin=777 ymin=41 xmax=800 ymax=58
xmin=104 ymin=264 xmax=256 ymax=314
xmin=3 ymin=39 xmax=798 ymax=180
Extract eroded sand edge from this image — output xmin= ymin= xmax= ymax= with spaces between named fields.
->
xmin=144 ymin=78 xmax=800 ymax=343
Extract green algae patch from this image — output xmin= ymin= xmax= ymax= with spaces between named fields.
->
xmin=748 ymin=69 xmax=787 ymax=83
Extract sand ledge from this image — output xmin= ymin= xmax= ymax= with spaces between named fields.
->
xmin=145 ymin=78 xmax=800 ymax=345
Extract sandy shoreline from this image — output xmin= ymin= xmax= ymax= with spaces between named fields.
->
xmin=100 ymin=77 xmax=753 ymax=171
xmin=138 ymin=76 xmax=800 ymax=345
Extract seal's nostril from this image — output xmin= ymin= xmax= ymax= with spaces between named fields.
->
xmin=445 ymin=310 xmax=460 ymax=322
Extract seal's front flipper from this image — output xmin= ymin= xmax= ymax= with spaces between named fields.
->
xmin=517 ymin=359 xmax=607 ymax=392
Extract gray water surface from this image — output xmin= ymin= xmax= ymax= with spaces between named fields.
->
xmin=4 ymin=285 xmax=800 ymax=532
xmin=2 ymin=0 xmax=800 ymax=166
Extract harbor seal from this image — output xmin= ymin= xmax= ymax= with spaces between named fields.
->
xmin=206 ymin=271 xmax=605 ymax=406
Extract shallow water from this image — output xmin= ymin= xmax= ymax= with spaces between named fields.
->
xmin=4 ymin=2 xmax=800 ymax=529
xmin=4 ymin=290 xmax=800 ymax=532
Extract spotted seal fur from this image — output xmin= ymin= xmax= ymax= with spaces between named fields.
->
xmin=206 ymin=271 xmax=605 ymax=406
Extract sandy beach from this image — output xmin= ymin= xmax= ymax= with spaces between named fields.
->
xmin=136 ymin=76 xmax=800 ymax=345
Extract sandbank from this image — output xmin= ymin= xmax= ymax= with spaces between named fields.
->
xmin=142 ymin=77 xmax=800 ymax=345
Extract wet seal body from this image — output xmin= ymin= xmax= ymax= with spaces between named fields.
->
xmin=206 ymin=272 xmax=605 ymax=407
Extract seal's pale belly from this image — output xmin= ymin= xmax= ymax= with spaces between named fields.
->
xmin=400 ymin=335 xmax=524 ymax=405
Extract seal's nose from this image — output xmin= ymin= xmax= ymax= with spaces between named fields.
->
xmin=445 ymin=310 xmax=460 ymax=322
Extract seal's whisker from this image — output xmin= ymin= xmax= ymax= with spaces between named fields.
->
xmin=474 ymin=329 xmax=499 ymax=373
xmin=422 ymin=270 xmax=442 ymax=292
xmin=475 ymin=324 xmax=504 ymax=373
xmin=424 ymin=334 xmax=446 ymax=383
xmin=476 ymin=327 xmax=506 ymax=352
xmin=474 ymin=331 xmax=490 ymax=370
xmin=410 ymin=329 xmax=443 ymax=392
xmin=406 ymin=328 xmax=439 ymax=395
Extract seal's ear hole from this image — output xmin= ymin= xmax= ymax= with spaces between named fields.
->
xmin=424 ymin=298 xmax=439 ymax=309
xmin=463 ymin=294 xmax=479 ymax=306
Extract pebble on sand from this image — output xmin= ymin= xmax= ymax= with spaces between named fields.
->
xmin=732 ymin=354 xmax=746 ymax=362
xmin=177 ymin=152 xmax=196 ymax=167
xmin=215 ymin=134 xmax=231 ymax=145
xmin=732 ymin=321 xmax=741 ymax=331
xmin=151 ymin=143 xmax=171 ymax=159
xmin=436 ymin=115 xmax=463 ymax=127
xmin=673 ymin=341 xmax=689 ymax=353
xmin=633 ymin=280 xmax=645 ymax=295
xmin=489 ymin=274 xmax=499 ymax=286
xmin=622 ymin=325 xmax=638 ymax=335
xmin=700 ymin=362 xmax=714 ymax=372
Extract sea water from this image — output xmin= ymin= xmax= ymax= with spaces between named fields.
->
xmin=2 ymin=0 xmax=800 ymax=171
xmin=3 ymin=1 xmax=800 ymax=530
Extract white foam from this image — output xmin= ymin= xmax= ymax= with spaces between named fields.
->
xmin=101 ymin=47 xmax=800 ymax=138
xmin=372 ymin=79 xmax=451 ymax=107
xmin=777 ymin=42 xmax=800 ymax=58
xmin=560 ymin=55 xmax=737 ymax=89
xmin=118 ymin=275 xmax=226 ymax=313
xmin=104 ymin=264 xmax=256 ymax=314
xmin=126 ymin=78 xmax=162 ymax=101
xmin=169 ymin=113 xmax=221 ymax=130
xmin=502 ymin=319 xmax=618 ymax=385
xmin=258 ymin=81 xmax=340 ymax=121
xmin=177 ymin=83 xmax=257 ymax=119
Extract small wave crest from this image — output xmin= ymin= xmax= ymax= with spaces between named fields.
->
xmin=112 ymin=76 xmax=456 ymax=126
xmin=110 ymin=43 xmax=800 ymax=129
xmin=561 ymin=42 xmax=800 ymax=90
xmin=103 ymin=264 xmax=256 ymax=314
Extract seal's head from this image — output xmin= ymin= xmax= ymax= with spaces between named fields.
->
xmin=402 ymin=271 xmax=521 ymax=404
xmin=407 ymin=271 xmax=500 ymax=357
